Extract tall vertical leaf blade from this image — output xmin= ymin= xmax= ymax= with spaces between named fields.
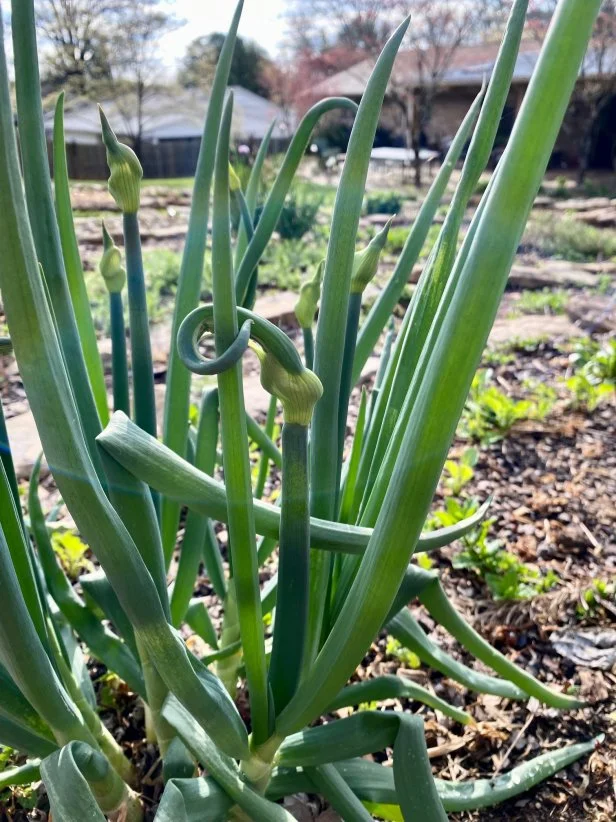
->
xmin=161 ymin=0 xmax=244 ymax=563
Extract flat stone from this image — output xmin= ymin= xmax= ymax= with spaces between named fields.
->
xmin=509 ymin=263 xmax=596 ymax=290
xmin=553 ymin=197 xmax=612 ymax=211
xmin=577 ymin=207 xmax=616 ymax=228
xmin=567 ymin=294 xmax=616 ymax=333
xmin=488 ymin=314 xmax=581 ymax=345
xmin=581 ymin=261 xmax=616 ymax=274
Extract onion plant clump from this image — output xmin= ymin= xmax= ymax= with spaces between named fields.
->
xmin=0 ymin=0 xmax=605 ymax=819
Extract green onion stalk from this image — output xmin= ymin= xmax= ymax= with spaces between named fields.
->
xmin=336 ymin=218 xmax=392 ymax=503
xmin=99 ymin=223 xmax=130 ymax=415
xmin=254 ymin=393 xmax=278 ymax=500
xmin=253 ymin=344 xmax=322 ymax=718
xmin=170 ymin=388 xmax=226 ymax=627
xmin=53 ymin=92 xmax=109 ymax=425
xmin=99 ymin=109 xmax=156 ymax=441
xmin=99 ymin=108 xmax=159 ymax=518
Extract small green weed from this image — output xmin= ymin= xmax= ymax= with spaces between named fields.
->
xmin=566 ymin=337 xmax=616 ymax=411
xmin=482 ymin=346 xmax=516 ymax=366
xmin=576 ymin=578 xmax=615 ymax=620
xmin=453 ymin=520 xmax=559 ymax=600
xmin=385 ymin=636 xmax=421 ymax=669
xmin=508 ymin=288 xmax=569 ymax=317
xmin=51 ymin=531 xmax=93 ymax=579
xmin=443 ymin=448 xmax=478 ymax=495
xmin=459 ymin=370 xmax=555 ymax=444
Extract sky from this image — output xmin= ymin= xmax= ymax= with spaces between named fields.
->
xmin=160 ymin=0 xmax=290 ymax=65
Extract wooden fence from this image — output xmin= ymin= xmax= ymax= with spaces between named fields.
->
xmin=46 ymin=136 xmax=289 ymax=181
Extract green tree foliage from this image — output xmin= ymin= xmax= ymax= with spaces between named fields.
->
xmin=178 ymin=33 xmax=272 ymax=98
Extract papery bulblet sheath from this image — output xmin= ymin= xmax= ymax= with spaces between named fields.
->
xmin=295 ymin=260 xmax=324 ymax=329
xmin=99 ymin=222 xmax=126 ymax=293
xmin=99 ymin=107 xmax=143 ymax=214
xmin=350 ymin=216 xmax=393 ymax=294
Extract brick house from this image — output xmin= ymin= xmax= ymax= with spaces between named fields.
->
xmin=309 ymin=38 xmax=616 ymax=171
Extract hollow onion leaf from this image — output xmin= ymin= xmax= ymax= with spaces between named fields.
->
xmin=209 ymin=93 xmax=270 ymax=743
xmin=305 ymin=17 xmax=411 ymax=670
xmin=41 ymin=741 xmax=137 ymax=820
xmin=162 ymin=695 xmax=294 ymax=821
xmin=0 ymin=17 xmax=249 ymax=759
xmin=98 ymin=413 xmax=489 ymax=559
xmin=52 ymin=93 xmax=108 ymax=424
xmin=162 ymin=0 xmax=244 ymax=564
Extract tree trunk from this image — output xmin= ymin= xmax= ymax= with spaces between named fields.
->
xmin=411 ymin=91 xmax=422 ymax=188
xmin=576 ymin=104 xmax=598 ymax=186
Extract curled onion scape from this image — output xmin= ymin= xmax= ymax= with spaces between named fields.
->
xmin=177 ymin=305 xmax=305 ymax=377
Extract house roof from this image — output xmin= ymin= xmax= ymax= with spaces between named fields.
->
xmin=309 ymin=37 xmax=612 ymax=98
xmin=44 ymin=86 xmax=291 ymax=144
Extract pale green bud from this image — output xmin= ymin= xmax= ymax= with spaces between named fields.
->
xmin=251 ymin=343 xmax=323 ymax=426
xmin=99 ymin=106 xmax=143 ymax=213
xmin=294 ymin=260 xmax=324 ymax=329
xmin=228 ymin=164 xmax=242 ymax=193
xmin=99 ymin=222 xmax=126 ymax=293
xmin=350 ymin=216 xmax=394 ymax=294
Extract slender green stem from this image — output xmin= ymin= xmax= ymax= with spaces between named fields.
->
xmin=135 ymin=635 xmax=177 ymax=760
xmin=269 ymin=423 xmax=310 ymax=715
xmin=29 ymin=456 xmax=145 ymax=696
xmin=255 ymin=394 xmax=278 ymax=500
xmin=161 ymin=0 xmax=244 ymax=563
xmin=0 ymin=460 xmax=50 ymax=651
xmin=335 ymin=291 xmax=362 ymax=503
xmin=0 ymin=399 xmax=23 ymax=527
xmin=419 ymin=577 xmax=584 ymax=709
xmin=185 ymin=599 xmax=219 ymax=650
xmin=339 ymin=388 xmax=367 ymax=525
xmin=11 ymin=0 xmax=104 ymax=481
xmin=302 ymin=327 xmax=314 ymax=371
xmin=305 ymin=20 xmax=410 ymax=673
xmin=50 ymin=627 xmax=134 ymax=785
xmin=122 ymin=212 xmax=156 ymax=438
xmin=211 ymin=94 xmax=270 ymax=743
xmin=171 ymin=389 xmax=225 ymax=625
xmin=216 ymin=579 xmax=242 ymax=698
xmin=234 ymin=121 xmax=275 ymax=272
xmin=351 ymin=89 xmax=482 ymax=384
xmin=306 ymin=764 xmax=373 ymax=821
xmin=109 ymin=291 xmax=129 ymax=416
xmin=234 ymin=188 xmax=255 ymax=242
xmin=53 ymin=93 xmax=108 ymax=424
xmin=246 ymin=412 xmax=282 ymax=469
xmin=234 ymin=98 xmax=358 ymax=307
